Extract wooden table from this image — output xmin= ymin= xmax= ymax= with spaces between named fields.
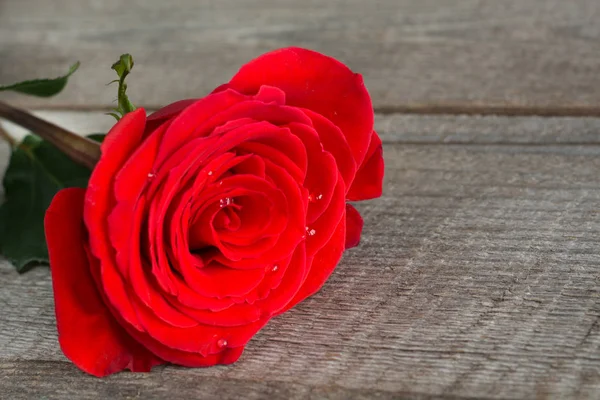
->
xmin=1 ymin=1 xmax=600 ymax=398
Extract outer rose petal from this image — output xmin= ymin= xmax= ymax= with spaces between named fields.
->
xmin=345 ymin=204 xmax=364 ymax=249
xmin=279 ymin=212 xmax=346 ymax=313
xmin=227 ymin=47 xmax=374 ymax=165
xmin=45 ymin=188 xmax=163 ymax=377
xmin=85 ymin=108 xmax=149 ymax=330
xmin=145 ymin=99 xmax=197 ymax=134
xmin=147 ymin=99 xmax=197 ymax=122
xmin=83 ymin=242 xmax=247 ymax=368
xmin=347 ymin=131 xmax=384 ymax=201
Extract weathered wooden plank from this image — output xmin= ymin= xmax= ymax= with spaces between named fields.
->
xmin=1 ymin=0 xmax=600 ymax=111
xmin=4 ymin=111 xmax=600 ymax=145
xmin=0 ymin=362 xmax=416 ymax=400
xmin=1 ymin=115 xmax=600 ymax=398
xmin=376 ymin=115 xmax=600 ymax=145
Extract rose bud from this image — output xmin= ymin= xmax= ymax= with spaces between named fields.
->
xmin=44 ymin=47 xmax=384 ymax=377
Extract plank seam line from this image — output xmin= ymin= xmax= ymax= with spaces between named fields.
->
xmin=379 ymin=141 xmax=600 ymax=146
xmin=375 ymin=105 xmax=600 ymax=117
xmin=9 ymin=105 xmax=600 ymax=118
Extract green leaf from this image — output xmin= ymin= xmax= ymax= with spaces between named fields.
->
xmin=0 ymin=62 xmax=80 ymax=97
xmin=0 ymin=134 xmax=105 ymax=272
xmin=87 ymin=133 xmax=106 ymax=143
xmin=109 ymin=54 xmax=136 ymax=119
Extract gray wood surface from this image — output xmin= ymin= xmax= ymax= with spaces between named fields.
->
xmin=2 ymin=0 xmax=600 ymax=112
xmin=1 ymin=114 xmax=600 ymax=399
xmin=2 ymin=0 xmax=600 ymax=398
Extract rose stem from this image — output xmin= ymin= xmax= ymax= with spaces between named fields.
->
xmin=0 ymin=101 xmax=101 ymax=169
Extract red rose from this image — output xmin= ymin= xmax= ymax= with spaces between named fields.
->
xmin=44 ymin=47 xmax=384 ymax=377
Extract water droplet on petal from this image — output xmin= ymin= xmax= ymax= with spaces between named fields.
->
xmin=271 ymin=265 xmax=279 ymax=273
xmin=218 ymin=180 xmax=224 ymax=186
xmin=217 ymin=338 xmax=228 ymax=348
xmin=147 ymin=172 xmax=155 ymax=179
xmin=308 ymin=193 xmax=323 ymax=202
xmin=208 ymin=170 xmax=214 ymax=176
xmin=219 ymin=197 xmax=234 ymax=208
xmin=305 ymin=226 xmax=316 ymax=236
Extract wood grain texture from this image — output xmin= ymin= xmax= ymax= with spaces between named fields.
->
xmin=1 ymin=0 xmax=600 ymax=111
xmin=5 ymin=112 xmax=600 ymax=145
xmin=1 ymin=115 xmax=600 ymax=399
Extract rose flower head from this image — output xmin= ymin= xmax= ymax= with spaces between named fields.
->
xmin=45 ymin=47 xmax=384 ymax=376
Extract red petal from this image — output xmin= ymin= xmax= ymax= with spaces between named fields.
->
xmin=301 ymin=109 xmax=357 ymax=192
xmin=84 ymin=244 xmax=247 ymax=367
xmin=130 ymin=293 xmax=269 ymax=355
xmin=45 ymin=188 xmax=163 ymax=377
xmin=286 ymin=122 xmax=337 ymax=224
xmin=147 ymin=99 xmax=197 ymax=122
xmin=109 ymin=121 xmax=167 ymax=279
xmin=228 ymin=47 xmax=374 ymax=165
xmin=154 ymin=89 xmax=246 ymax=167
xmin=347 ymin=131 xmax=384 ymax=201
xmin=345 ymin=204 xmax=364 ymax=249
xmin=126 ymin=195 xmax=199 ymax=328
xmin=145 ymin=99 xmax=197 ymax=134
xmin=85 ymin=108 xmax=149 ymax=330
xmin=257 ymin=245 xmax=308 ymax=316
xmin=305 ymin=174 xmax=345 ymax=257
xmin=280 ymin=213 xmax=346 ymax=313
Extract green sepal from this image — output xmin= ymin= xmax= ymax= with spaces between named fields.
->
xmin=109 ymin=54 xmax=136 ymax=119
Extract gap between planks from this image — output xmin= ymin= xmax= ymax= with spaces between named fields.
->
xmin=6 ymin=104 xmax=600 ymax=118
xmin=2 ymin=111 xmax=600 ymax=147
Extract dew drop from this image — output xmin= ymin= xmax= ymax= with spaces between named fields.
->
xmin=271 ymin=265 xmax=279 ymax=273
xmin=308 ymin=192 xmax=323 ymax=202
xmin=208 ymin=170 xmax=214 ymax=176
xmin=305 ymin=226 xmax=316 ymax=237
xmin=218 ymin=180 xmax=224 ymax=186
xmin=147 ymin=172 xmax=155 ymax=179
xmin=217 ymin=338 xmax=228 ymax=348
xmin=219 ymin=197 xmax=234 ymax=208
